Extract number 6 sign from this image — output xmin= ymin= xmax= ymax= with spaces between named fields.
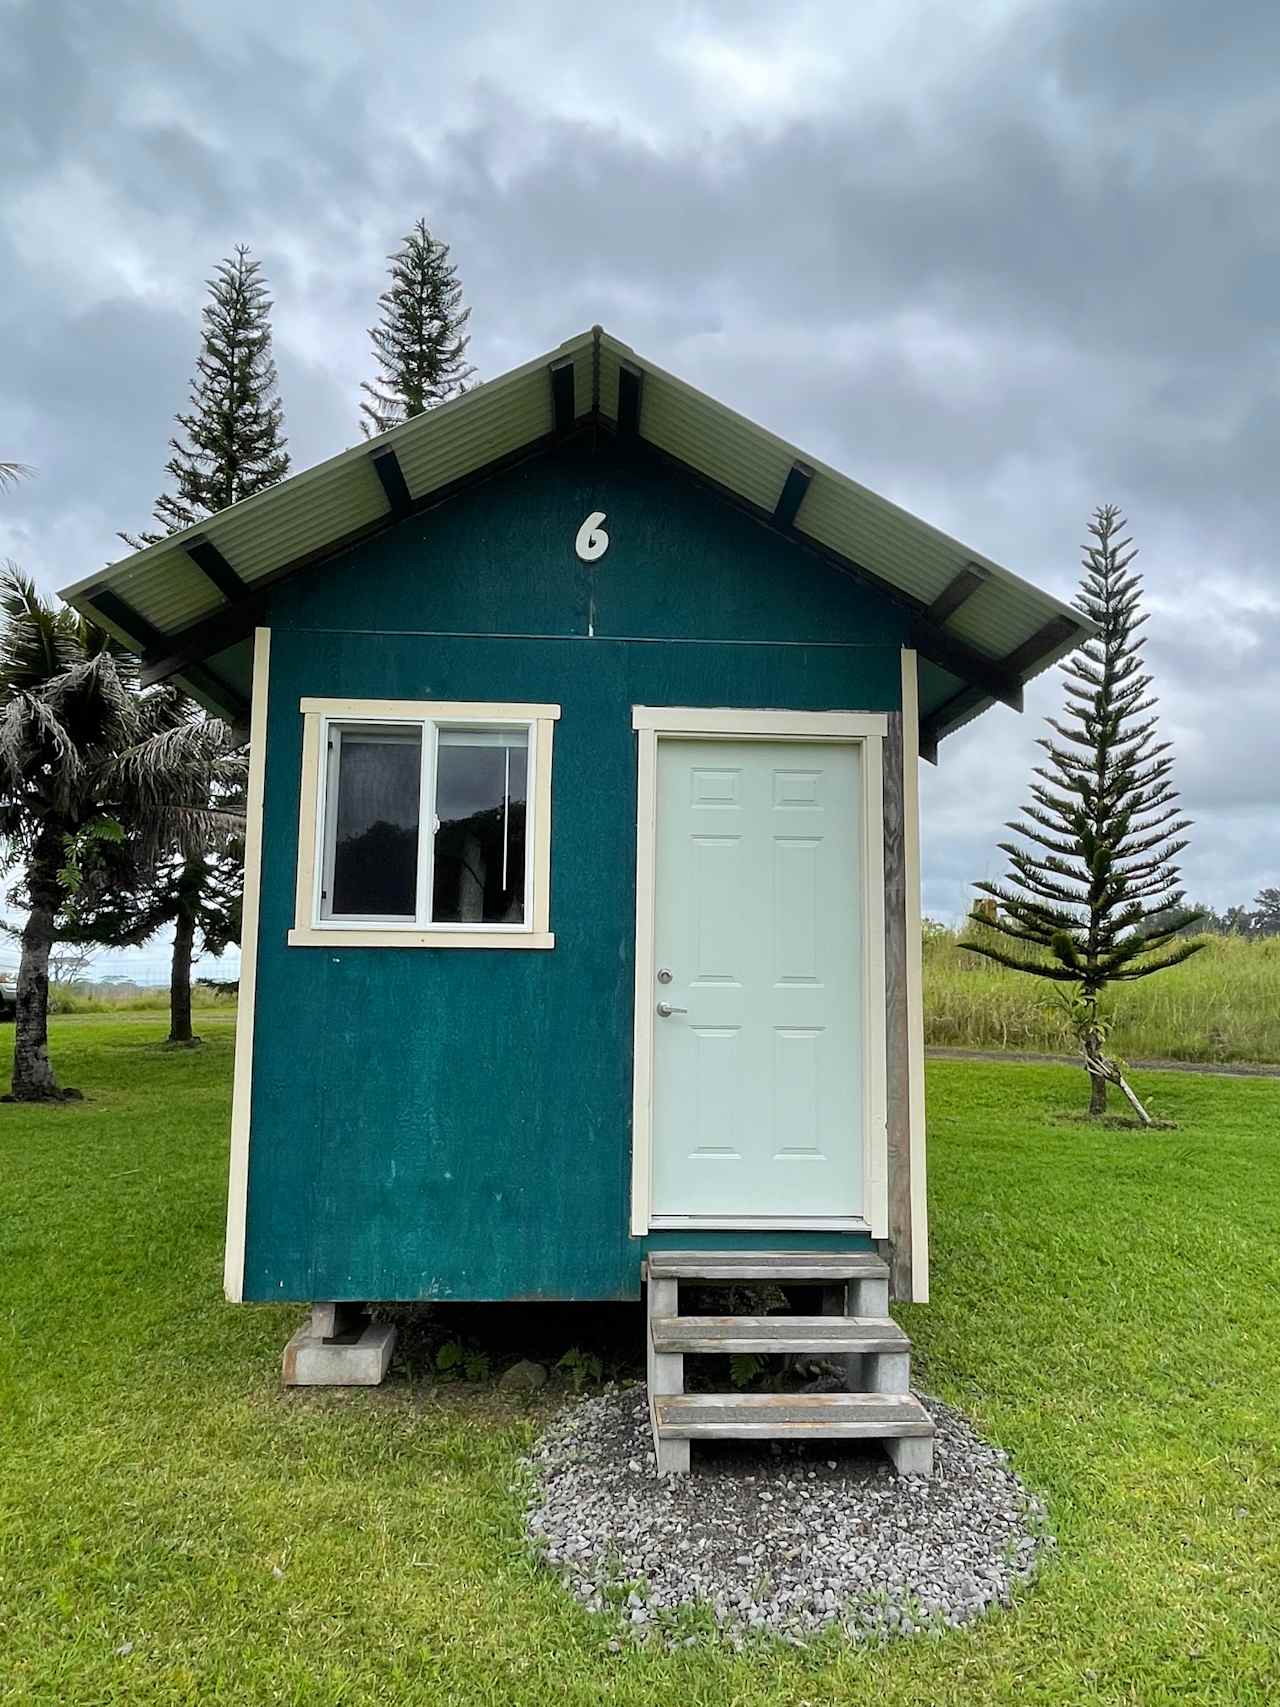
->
xmin=575 ymin=512 xmax=609 ymax=562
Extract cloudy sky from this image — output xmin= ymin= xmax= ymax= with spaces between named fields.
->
xmin=3 ymin=0 xmax=1277 ymax=965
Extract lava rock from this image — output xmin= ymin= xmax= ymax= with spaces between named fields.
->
xmin=500 ymin=1358 xmax=549 ymax=1392
xmin=523 ymin=1385 xmax=1050 ymax=1648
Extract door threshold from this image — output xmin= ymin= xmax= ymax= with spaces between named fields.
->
xmin=648 ymin=1216 xmax=870 ymax=1232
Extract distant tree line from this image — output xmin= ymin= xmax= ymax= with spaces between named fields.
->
xmin=1146 ymin=890 xmax=1280 ymax=939
xmin=0 ymin=218 xmax=474 ymax=1097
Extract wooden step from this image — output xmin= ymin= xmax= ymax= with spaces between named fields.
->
xmin=646 ymin=1250 xmax=888 ymax=1283
xmin=650 ymin=1315 xmax=909 ymax=1355
xmin=654 ymin=1391 xmax=933 ymax=1440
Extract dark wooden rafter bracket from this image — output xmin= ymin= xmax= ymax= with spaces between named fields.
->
xmin=139 ymin=596 xmax=266 ymax=692
xmin=186 ymin=535 xmax=249 ymax=602
xmin=918 ymin=613 xmax=1085 ymax=763
xmin=999 ymin=613 xmax=1081 ymax=677
xmin=370 ymin=445 xmax=413 ymax=519
xmin=616 ymin=362 xmax=643 ymax=437
xmin=772 ymin=461 xmax=814 ymax=530
xmin=924 ymin=561 xmax=988 ymax=625
xmin=908 ymin=618 xmax=1022 ymax=713
xmin=550 ymin=357 xmax=577 ymax=437
xmin=87 ymin=589 xmax=249 ymax=724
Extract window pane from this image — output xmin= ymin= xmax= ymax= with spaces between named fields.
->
xmin=432 ymin=727 xmax=528 ymax=924
xmin=328 ymin=729 xmax=421 ymax=917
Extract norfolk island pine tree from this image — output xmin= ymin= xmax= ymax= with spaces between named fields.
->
xmin=963 ymin=505 xmax=1204 ymax=1118
xmin=122 ymin=244 xmax=289 ymax=547
xmin=359 ymin=217 xmax=475 ymax=436
xmin=118 ymin=243 xmax=289 ymax=1040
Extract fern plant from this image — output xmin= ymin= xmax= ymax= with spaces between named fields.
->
xmin=729 ymin=1353 xmax=766 ymax=1390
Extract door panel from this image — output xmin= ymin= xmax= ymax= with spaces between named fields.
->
xmin=650 ymin=737 xmax=863 ymax=1220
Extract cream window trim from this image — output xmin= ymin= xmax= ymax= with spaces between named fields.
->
xmin=300 ymin=697 xmax=562 ymax=722
xmin=292 ymin=697 xmax=558 ymax=949
xmin=286 ymin=927 xmax=555 ymax=949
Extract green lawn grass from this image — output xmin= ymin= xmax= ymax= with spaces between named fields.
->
xmin=924 ymin=927 xmax=1280 ymax=1063
xmin=2 ymin=1017 xmax=1278 ymax=1703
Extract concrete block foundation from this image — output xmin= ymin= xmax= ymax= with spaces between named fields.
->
xmin=282 ymin=1305 xmax=396 ymax=1387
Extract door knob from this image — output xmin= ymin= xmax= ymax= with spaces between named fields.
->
xmin=656 ymin=1001 xmax=688 ymax=1018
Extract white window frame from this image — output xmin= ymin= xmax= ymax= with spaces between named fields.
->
xmin=289 ymin=697 xmax=559 ymax=949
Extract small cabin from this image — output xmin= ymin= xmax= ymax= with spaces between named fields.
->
xmin=66 ymin=328 xmax=1087 ymax=1472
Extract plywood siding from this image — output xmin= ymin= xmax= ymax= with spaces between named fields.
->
xmin=241 ymin=438 xmax=910 ymax=1302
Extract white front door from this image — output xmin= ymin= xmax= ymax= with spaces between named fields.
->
xmin=649 ymin=736 xmax=865 ymax=1221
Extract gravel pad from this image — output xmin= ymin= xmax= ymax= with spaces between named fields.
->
xmin=525 ymin=1386 xmax=1051 ymax=1646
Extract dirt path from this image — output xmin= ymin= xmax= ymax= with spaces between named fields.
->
xmin=927 ymin=1046 xmax=1280 ymax=1079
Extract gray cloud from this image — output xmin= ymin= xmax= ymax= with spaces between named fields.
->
xmin=1 ymin=0 xmax=1276 ymax=922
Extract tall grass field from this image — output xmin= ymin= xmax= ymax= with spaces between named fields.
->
xmin=47 ymin=984 xmax=237 ymax=1016
xmin=924 ymin=927 xmax=1280 ymax=1063
xmin=42 ymin=932 xmax=1280 ymax=1059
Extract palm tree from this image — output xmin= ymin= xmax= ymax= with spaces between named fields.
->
xmin=61 ymin=714 xmax=245 ymax=1047
xmin=0 ymin=570 xmax=244 ymax=1099
xmin=0 ymin=464 xmax=32 ymax=492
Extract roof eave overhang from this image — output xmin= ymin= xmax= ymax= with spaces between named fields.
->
xmin=917 ymin=613 xmax=1086 ymax=764
xmin=61 ymin=325 xmax=1096 ymax=752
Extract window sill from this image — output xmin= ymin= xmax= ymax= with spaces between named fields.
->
xmin=286 ymin=927 xmax=555 ymax=950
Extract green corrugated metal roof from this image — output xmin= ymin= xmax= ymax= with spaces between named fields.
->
xmin=61 ymin=325 xmax=1092 ymax=746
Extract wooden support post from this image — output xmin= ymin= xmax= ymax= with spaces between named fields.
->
xmin=646 ymin=1276 xmax=684 ymax=1395
xmin=867 ymin=1351 xmax=911 ymax=1394
xmin=848 ymin=1271 xmax=889 ymax=1317
xmin=646 ymin=1272 xmax=689 ymax=1474
xmin=886 ymin=1434 xmax=934 ymax=1478
xmin=883 ymin=707 xmax=913 ymax=1302
xmin=823 ymin=1282 xmax=864 ymax=1390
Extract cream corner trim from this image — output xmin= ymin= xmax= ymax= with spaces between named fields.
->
xmin=293 ymin=696 xmax=557 ymax=949
xmin=901 ymin=649 xmax=930 ymax=1302
xmin=224 ymin=626 xmax=270 ymax=1303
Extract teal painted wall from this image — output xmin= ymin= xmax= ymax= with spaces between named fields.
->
xmin=243 ymin=439 xmax=906 ymax=1302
